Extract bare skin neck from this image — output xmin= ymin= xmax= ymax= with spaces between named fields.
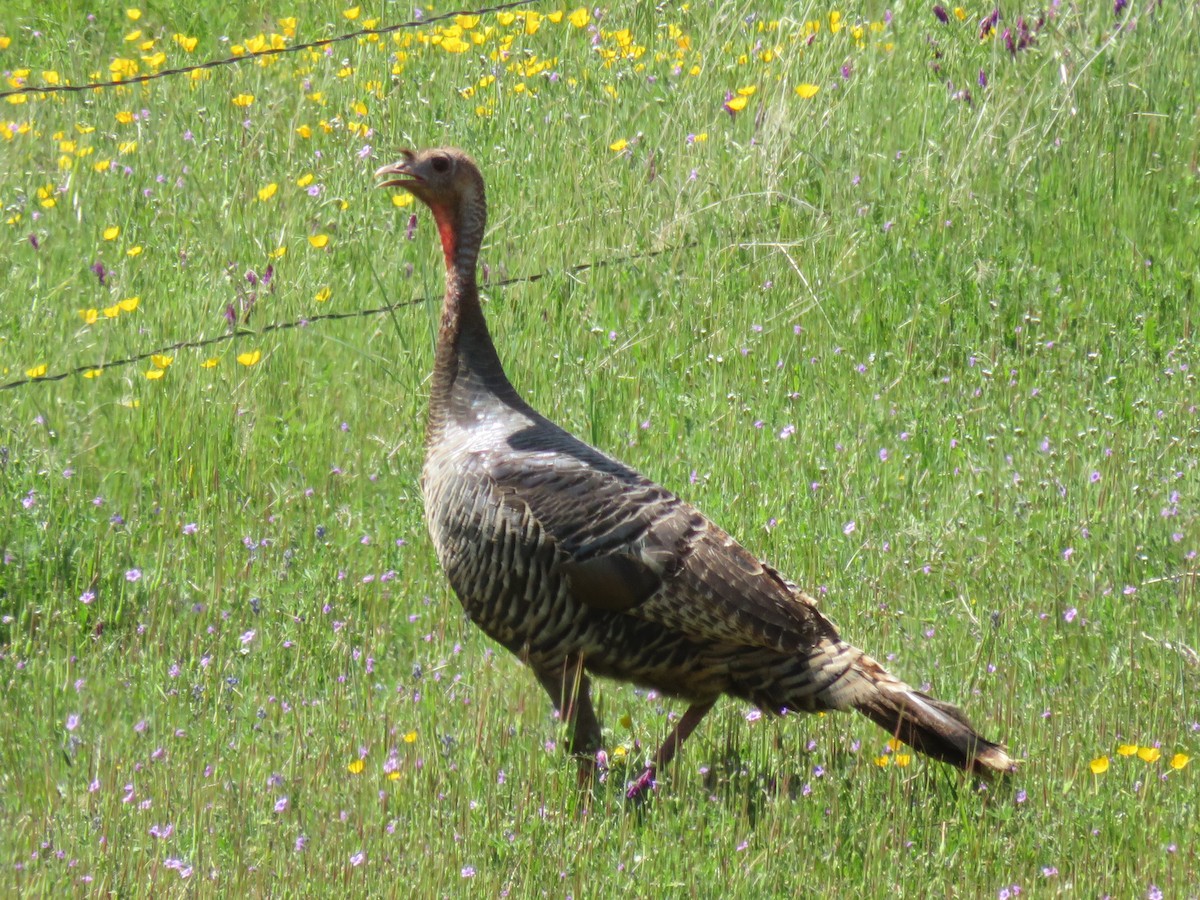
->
xmin=425 ymin=190 xmax=524 ymax=441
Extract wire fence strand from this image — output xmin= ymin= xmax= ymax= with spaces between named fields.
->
xmin=0 ymin=243 xmax=694 ymax=393
xmin=0 ymin=0 xmax=539 ymax=99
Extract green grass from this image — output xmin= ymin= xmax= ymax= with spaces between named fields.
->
xmin=2 ymin=2 xmax=1198 ymax=895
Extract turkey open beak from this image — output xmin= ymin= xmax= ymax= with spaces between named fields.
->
xmin=375 ymin=153 xmax=420 ymax=190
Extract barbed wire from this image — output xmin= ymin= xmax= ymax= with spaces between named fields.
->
xmin=0 ymin=243 xmax=694 ymax=392
xmin=0 ymin=0 xmax=539 ymax=100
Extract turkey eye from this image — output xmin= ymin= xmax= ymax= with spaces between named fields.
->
xmin=431 ymin=155 xmax=451 ymax=173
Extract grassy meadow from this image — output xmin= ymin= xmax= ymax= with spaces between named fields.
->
xmin=2 ymin=1 xmax=1198 ymax=895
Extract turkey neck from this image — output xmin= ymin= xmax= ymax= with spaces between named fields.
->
xmin=426 ymin=187 xmax=523 ymax=442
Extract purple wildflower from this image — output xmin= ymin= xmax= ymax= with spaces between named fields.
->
xmin=980 ymin=8 xmax=1001 ymax=37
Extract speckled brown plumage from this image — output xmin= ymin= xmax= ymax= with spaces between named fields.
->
xmin=375 ymin=148 xmax=1016 ymax=796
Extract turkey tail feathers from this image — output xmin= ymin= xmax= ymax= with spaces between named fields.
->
xmin=843 ymin=652 xmax=1017 ymax=775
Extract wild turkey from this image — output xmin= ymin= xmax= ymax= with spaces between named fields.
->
xmin=375 ymin=148 xmax=1016 ymax=797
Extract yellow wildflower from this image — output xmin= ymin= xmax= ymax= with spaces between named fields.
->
xmin=109 ymin=57 xmax=139 ymax=80
xmin=237 ymin=350 xmax=262 ymax=366
xmin=308 ymin=234 xmax=329 ymax=249
xmin=1137 ymin=746 xmax=1162 ymax=764
xmin=795 ymin=83 xmax=820 ymax=99
xmin=1089 ymin=756 xmax=1109 ymax=774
